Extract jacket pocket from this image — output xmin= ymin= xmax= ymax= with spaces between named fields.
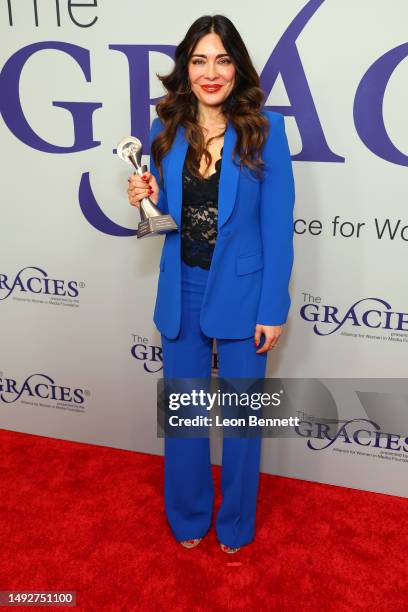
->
xmin=235 ymin=250 xmax=264 ymax=275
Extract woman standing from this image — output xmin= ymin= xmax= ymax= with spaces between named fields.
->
xmin=127 ymin=14 xmax=295 ymax=554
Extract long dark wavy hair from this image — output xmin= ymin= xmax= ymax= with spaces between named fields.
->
xmin=151 ymin=14 xmax=270 ymax=185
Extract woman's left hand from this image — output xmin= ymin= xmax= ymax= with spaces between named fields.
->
xmin=254 ymin=324 xmax=282 ymax=353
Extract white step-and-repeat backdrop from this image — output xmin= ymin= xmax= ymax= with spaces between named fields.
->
xmin=1 ymin=1 xmax=407 ymax=498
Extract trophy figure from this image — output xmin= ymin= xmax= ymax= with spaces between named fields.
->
xmin=117 ymin=136 xmax=178 ymax=238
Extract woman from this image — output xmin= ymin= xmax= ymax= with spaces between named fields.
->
xmin=127 ymin=14 xmax=295 ymax=554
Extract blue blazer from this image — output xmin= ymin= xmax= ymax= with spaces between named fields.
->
xmin=148 ymin=110 xmax=295 ymax=340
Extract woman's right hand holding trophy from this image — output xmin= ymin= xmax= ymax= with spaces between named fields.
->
xmin=127 ymin=171 xmax=159 ymax=208
xmin=118 ymin=134 xmax=177 ymax=237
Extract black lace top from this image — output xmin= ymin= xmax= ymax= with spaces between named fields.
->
xmin=180 ymin=146 xmax=223 ymax=270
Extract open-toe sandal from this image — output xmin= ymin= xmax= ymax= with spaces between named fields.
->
xmin=180 ymin=538 xmax=202 ymax=548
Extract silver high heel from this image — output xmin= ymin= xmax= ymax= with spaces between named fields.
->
xmin=220 ymin=543 xmax=241 ymax=554
xmin=180 ymin=538 xmax=202 ymax=548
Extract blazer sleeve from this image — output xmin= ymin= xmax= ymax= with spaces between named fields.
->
xmin=256 ymin=111 xmax=295 ymax=326
xmin=149 ymin=117 xmax=168 ymax=214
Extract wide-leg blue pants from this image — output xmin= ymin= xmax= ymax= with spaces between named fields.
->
xmin=161 ymin=260 xmax=267 ymax=548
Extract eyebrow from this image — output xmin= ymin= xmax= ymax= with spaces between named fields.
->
xmin=190 ymin=53 xmax=230 ymax=58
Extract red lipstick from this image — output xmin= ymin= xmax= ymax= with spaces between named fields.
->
xmin=201 ymin=84 xmax=222 ymax=92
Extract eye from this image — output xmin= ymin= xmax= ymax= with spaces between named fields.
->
xmin=191 ymin=58 xmax=232 ymax=65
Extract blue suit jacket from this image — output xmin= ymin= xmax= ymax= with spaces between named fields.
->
xmin=148 ymin=110 xmax=295 ymax=340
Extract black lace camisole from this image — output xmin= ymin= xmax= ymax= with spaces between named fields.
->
xmin=180 ymin=146 xmax=223 ymax=270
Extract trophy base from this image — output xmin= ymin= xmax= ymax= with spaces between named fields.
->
xmin=137 ymin=215 xmax=178 ymax=239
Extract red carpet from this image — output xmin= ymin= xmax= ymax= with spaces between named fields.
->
xmin=0 ymin=428 xmax=406 ymax=611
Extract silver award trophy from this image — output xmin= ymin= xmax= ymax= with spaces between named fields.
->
xmin=117 ymin=135 xmax=178 ymax=239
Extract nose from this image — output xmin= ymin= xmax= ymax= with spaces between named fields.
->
xmin=205 ymin=62 xmax=217 ymax=79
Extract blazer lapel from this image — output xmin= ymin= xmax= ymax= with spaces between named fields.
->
xmin=166 ymin=119 xmax=240 ymax=232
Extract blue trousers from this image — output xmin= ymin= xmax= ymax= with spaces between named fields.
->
xmin=161 ymin=260 xmax=267 ymax=548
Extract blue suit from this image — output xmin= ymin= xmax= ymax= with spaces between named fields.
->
xmin=148 ymin=110 xmax=295 ymax=548
xmin=149 ymin=110 xmax=295 ymax=340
